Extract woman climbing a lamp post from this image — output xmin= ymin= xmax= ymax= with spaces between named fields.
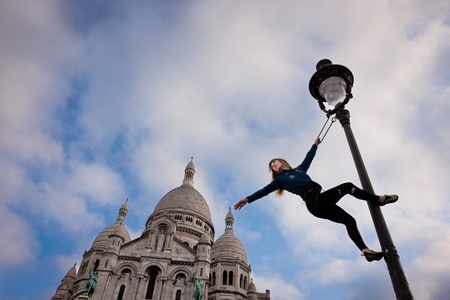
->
xmin=234 ymin=137 xmax=398 ymax=262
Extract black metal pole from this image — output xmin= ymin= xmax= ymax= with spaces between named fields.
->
xmin=335 ymin=109 xmax=413 ymax=300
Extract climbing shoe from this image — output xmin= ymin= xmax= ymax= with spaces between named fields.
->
xmin=362 ymin=250 xmax=384 ymax=262
xmin=379 ymin=194 xmax=398 ymax=206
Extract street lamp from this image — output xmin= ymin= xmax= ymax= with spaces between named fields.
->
xmin=309 ymin=59 xmax=413 ymax=300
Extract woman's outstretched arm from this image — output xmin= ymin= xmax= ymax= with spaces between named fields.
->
xmin=297 ymin=138 xmax=321 ymax=171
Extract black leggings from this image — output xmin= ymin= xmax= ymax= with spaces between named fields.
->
xmin=304 ymin=182 xmax=379 ymax=250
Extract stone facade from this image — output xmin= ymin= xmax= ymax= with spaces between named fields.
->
xmin=52 ymin=160 xmax=270 ymax=300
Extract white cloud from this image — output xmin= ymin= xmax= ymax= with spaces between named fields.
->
xmin=0 ymin=207 xmax=38 ymax=271
xmin=251 ymin=272 xmax=306 ymax=300
xmin=409 ymin=230 xmax=450 ymax=299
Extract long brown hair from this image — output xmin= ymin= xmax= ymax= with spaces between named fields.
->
xmin=268 ymin=158 xmax=292 ymax=197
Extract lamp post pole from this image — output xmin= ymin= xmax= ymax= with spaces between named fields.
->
xmin=309 ymin=59 xmax=413 ymax=299
xmin=336 ymin=109 xmax=413 ymax=300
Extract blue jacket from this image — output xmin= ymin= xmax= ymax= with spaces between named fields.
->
xmin=246 ymin=144 xmax=322 ymax=203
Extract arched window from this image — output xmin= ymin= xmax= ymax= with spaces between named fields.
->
xmin=239 ymin=274 xmax=243 ymax=288
xmin=222 ymin=270 xmax=228 ymax=285
xmin=117 ymin=285 xmax=125 ymax=300
xmin=175 ymin=274 xmax=186 ymax=285
xmin=156 ymin=226 xmax=167 ymax=252
xmin=94 ymin=259 xmax=100 ymax=271
xmin=121 ymin=268 xmax=132 ymax=276
xmin=228 ymin=271 xmax=234 ymax=285
xmin=244 ymin=276 xmax=247 ymax=289
xmin=175 ymin=290 xmax=182 ymax=300
xmin=211 ymin=272 xmax=216 ymax=286
xmin=145 ymin=266 xmax=160 ymax=299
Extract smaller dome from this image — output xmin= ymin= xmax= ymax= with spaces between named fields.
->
xmin=211 ymin=231 xmax=247 ymax=263
xmin=66 ymin=263 xmax=77 ymax=280
xmin=91 ymin=222 xmax=131 ymax=249
xmin=247 ymin=279 xmax=257 ymax=293
xmin=91 ymin=200 xmax=131 ymax=249
xmin=211 ymin=209 xmax=247 ymax=263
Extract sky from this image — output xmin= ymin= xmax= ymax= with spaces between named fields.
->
xmin=0 ymin=0 xmax=449 ymax=299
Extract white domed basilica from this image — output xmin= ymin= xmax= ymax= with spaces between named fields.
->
xmin=52 ymin=160 xmax=270 ymax=300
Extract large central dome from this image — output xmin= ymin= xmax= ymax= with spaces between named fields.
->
xmin=145 ymin=159 xmax=214 ymax=236
xmin=153 ymin=184 xmax=212 ymax=221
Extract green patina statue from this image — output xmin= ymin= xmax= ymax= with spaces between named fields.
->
xmin=83 ymin=269 xmax=98 ymax=298
xmin=193 ymin=278 xmax=203 ymax=300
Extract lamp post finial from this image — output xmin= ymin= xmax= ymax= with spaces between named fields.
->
xmin=316 ymin=59 xmax=332 ymax=71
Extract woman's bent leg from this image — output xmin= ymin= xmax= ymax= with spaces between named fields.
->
xmin=320 ymin=182 xmax=378 ymax=207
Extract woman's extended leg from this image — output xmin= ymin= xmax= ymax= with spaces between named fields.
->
xmin=316 ymin=200 xmax=384 ymax=262
xmin=320 ymin=204 xmax=368 ymax=251
xmin=305 ymin=193 xmax=384 ymax=262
